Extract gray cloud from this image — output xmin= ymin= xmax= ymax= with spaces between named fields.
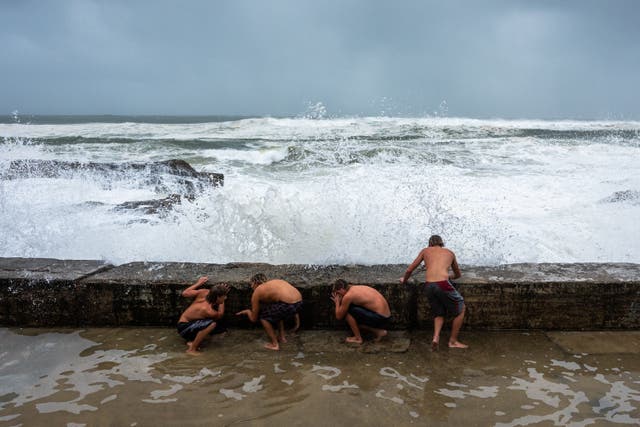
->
xmin=1 ymin=0 xmax=639 ymax=118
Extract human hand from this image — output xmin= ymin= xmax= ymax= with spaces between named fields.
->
xmin=197 ymin=276 xmax=209 ymax=285
xmin=399 ymin=277 xmax=405 ymax=284
xmin=330 ymin=292 xmax=341 ymax=305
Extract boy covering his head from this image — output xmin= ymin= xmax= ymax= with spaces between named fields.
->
xmin=177 ymin=276 xmax=230 ymax=355
xmin=331 ymin=279 xmax=391 ymax=344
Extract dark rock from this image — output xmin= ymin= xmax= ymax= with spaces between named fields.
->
xmin=2 ymin=159 xmax=223 ymax=190
xmin=600 ymin=190 xmax=640 ymax=205
xmin=3 ymin=159 xmax=222 ymax=185
xmin=2 ymin=159 xmax=224 ymax=214
xmin=114 ymin=194 xmax=183 ymax=215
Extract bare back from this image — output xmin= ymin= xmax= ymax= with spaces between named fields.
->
xmin=423 ymin=246 xmax=459 ymax=282
xmin=414 ymin=246 xmax=461 ymax=282
xmin=254 ymin=279 xmax=302 ymax=304
xmin=344 ymin=285 xmax=390 ymax=317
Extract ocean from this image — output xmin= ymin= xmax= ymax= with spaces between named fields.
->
xmin=1 ymin=114 xmax=639 ymax=266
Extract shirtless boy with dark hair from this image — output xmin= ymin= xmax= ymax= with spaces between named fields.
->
xmin=400 ymin=234 xmax=468 ymax=350
xmin=236 ymin=273 xmax=303 ymax=351
xmin=177 ymin=276 xmax=230 ymax=355
xmin=331 ymin=279 xmax=391 ymax=344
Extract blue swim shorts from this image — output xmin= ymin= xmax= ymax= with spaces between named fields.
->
xmin=177 ymin=319 xmax=226 ymax=341
xmin=259 ymin=301 xmax=303 ymax=326
xmin=425 ymin=280 xmax=465 ymax=318
xmin=348 ymin=304 xmax=391 ymax=329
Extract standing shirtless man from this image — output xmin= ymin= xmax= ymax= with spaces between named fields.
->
xmin=236 ymin=273 xmax=303 ymax=351
xmin=400 ymin=235 xmax=467 ymax=350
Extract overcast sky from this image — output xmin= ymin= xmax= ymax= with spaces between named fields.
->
xmin=1 ymin=0 xmax=639 ymax=119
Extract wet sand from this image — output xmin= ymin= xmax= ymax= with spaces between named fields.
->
xmin=1 ymin=328 xmax=639 ymax=426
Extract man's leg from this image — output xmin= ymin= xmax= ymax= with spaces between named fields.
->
xmin=449 ymin=305 xmax=468 ymax=348
xmin=278 ymin=320 xmax=287 ymax=343
xmin=426 ymin=286 xmax=445 ymax=351
xmin=344 ymin=314 xmax=363 ymax=344
xmin=432 ymin=316 xmax=444 ymax=351
xmin=291 ymin=313 xmax=300 ymax=333
xmin=186 ymin=322 xmax=218 ymax=355
xmin=359 ymin=324 xmax=388 ymax=342
xmin=260 ymin=319 xmax=280 ymax=350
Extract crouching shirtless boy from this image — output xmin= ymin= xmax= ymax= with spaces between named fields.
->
xmin=331 ymin=279 xmax=391 ymax=344
xmin=177 ymin=276 xmax=230 ymax=355
xmin=236 ymin=273 xmax=303 ymax=351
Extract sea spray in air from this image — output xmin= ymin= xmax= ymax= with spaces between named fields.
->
xmin=1 ymin=115 xmax=639 ymax=265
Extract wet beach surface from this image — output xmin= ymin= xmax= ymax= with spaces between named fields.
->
xmin=1 ymin=328 xmax=639 ymax=426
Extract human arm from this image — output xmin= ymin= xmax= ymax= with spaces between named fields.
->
xmin=400 ymin=250 xmax=424 ymax=284
xmin=207 ymin=298 xmax=226 ymax=320
xmin=197 ymin=301 xmax=223 ymax=320
xmin=182 ymin=276 xmax=208 ymax=298
xmin=236 ymin=290 xmax=260 ymax=322
xmin=331 ymin=292 xmax=350 ymax=320
xmin=449 ymin=255 xmax=461 ymax=280
xmin=209 ymin=283 xmax=230 ymax=319
xmin=215 ymin=301 xmax=226 ymax=319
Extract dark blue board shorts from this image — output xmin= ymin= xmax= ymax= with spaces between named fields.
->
xmin=425 ymin=280 xmax=465 ymax=318
xmin=177 ymin=319 xmax=226 ymax=341
xmin=259 ymin=301 xmax=303 ymax=326
xmin=348 ymin=304 xmax=391 ymax=329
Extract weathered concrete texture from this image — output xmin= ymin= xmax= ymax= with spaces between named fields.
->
xmin=546 ymin=331 xmax=640 ymax=354
xmin=448 ymin=263 xmax=640 ymax=330
xmin=1 ymin=258 xmax=639 ymax=329
xmin=0 ymin=258 xmax=112 ymax=326
xmin=67 ymin=262 xmax=414 ymax=329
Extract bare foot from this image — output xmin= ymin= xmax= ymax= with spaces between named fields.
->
xmin=186 ymin=341 xmax=193 ymax=347
xmin=448 ymin=341 xmax=468 ymax=349
xmin=186 ymin=349 xmax=202 ymax=356
xmin=345 ymin=336 xmax=363 ymax=344
xmin=278 ymin=335 xmax=288 ymax=343
xmin=431 ymin=340 xmax=439 ymax=352
xmin=264 ymin=342 xmax=280 ymax=351
xmin=373 ymin=330 xmax=388 ymax=343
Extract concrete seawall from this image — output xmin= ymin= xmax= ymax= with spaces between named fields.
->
xmin=1 ymin=257 xmax=639 ymax=330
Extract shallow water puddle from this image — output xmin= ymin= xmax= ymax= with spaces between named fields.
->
xmin=0 ymin=328 xmax=638 ymax=426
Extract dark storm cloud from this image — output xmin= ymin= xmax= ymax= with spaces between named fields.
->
xmin=1 ymin=0 xmax=639 ymax=118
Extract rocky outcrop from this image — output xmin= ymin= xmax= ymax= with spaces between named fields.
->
xmin=1 ymin=257 xmax=639 ymax=329
xmin=114 ymin=194 xmax=184 ymax=215
xmin=3 ymin=159 xmax=223 ymax=186
xmin=600 ymin=190 xmax=640 ymax=205
xmin=2 ymin=159 xmax=223 ymax=215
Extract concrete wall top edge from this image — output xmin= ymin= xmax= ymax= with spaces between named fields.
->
xmin=0 ymin=258 xmax=111 ymax=281
xmin=0 ymin=257 xmax=638 ymax=286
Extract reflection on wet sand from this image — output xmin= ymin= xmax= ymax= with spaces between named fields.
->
xmin=0 ymin=328 xmax=638 ymax=426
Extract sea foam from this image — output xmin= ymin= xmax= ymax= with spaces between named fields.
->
xmin=1 ymin=116 xmax=639 ymax=265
